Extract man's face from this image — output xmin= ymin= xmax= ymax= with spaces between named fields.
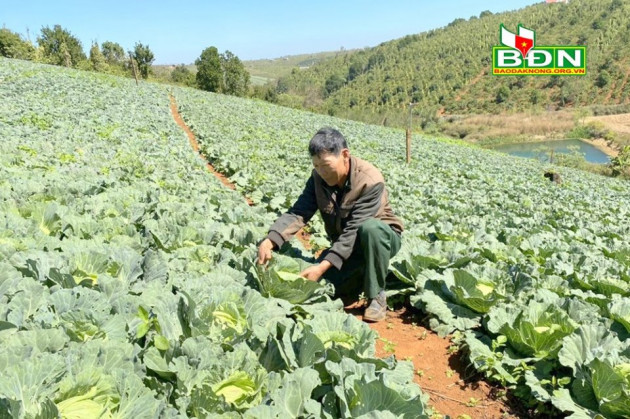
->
xmin=311 ymin=150 xmax=349 ymax=187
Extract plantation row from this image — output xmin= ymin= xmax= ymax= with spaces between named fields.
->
xmin=0 ymin=58 xmax=427 ymax=418
xmin=173 ymin=84 xmax=630 ymax=417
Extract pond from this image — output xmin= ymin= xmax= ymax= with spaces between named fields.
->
xmin=490 ymin=139 xmax=611 ymax=164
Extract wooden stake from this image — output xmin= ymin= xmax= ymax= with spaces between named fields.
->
xmin=406 ymin=102 xmax=417 ymax=164
xmin=129 ymin=53 xmax=139 ymax=86
xmin=406 ymin=128 xmax=411 ymax=164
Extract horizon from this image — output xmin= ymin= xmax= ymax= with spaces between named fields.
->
xmin=3 ymin=1 xmax=540 ymax=65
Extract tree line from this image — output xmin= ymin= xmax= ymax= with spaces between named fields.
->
xmin=0 ymin=24 xmax=249 ymax=97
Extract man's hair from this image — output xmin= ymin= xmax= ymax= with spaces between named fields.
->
xmin=308 ymin=127 xmax=348 ymax=156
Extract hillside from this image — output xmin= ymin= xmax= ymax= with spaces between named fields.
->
xmin=273 ymin=0 xmax=630 ymax=128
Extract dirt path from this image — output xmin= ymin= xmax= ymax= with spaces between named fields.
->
xmin=617 ymin=67 xmax=630 ymax=103
xmin=455 ymin=67 xmax=487 ymax=102
xmin=168 ymin=94 xmax=520 ymax=418
xmin=604 ymin=59 xmax=629 ymax=105
xmin=604 ymin=80 xmax=618 ymax=104
xmin=349 ymin=306 xmax=521 ymax=418
xmin=169 ymin=95 xmax=253 ymax=204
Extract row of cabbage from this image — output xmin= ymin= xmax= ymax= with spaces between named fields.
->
xmin=0 ymin=58 xmax=428 ymax=418
xmin=173 ymin=85 xmax=630 ymax=418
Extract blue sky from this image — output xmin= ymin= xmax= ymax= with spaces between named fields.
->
xmin=3 ymin=1 xmax=540 ymax=64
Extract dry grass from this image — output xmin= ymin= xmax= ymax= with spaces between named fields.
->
xmin=440 ymin=110 xmax=576 ymax=143
xmin=587 ymin=113 xmax=630 ymax=134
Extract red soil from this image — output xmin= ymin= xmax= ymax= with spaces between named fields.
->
xmin=355 ymin=306 xmax=522 ymax=418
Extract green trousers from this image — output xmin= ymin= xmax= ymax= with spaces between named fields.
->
xmin=322 ymin=218 xmax=401 ymax=300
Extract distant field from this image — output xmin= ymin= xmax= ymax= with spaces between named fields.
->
xmin=152 ymin=50 xmax=350 ymax=86
xmin=249 ymin=75 xmax=273 ymax=86
xmin=152 ymin=64 xmax=196 ymax=78
xmin=243 ymin=50 xmax=355 ymax=84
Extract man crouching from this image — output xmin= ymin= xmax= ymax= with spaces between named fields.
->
xmin=257 ymin=127 xmax=403 ymax=322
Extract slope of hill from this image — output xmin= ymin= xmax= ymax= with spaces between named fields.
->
xmin=274 ymin=0 xmax=630 ymax=128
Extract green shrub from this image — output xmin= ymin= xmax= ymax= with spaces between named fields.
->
xmin=610 ymin=145 xmax=630 ymax=177
xmin=568 ymin=121 xmax=611 ymax=140
xmin=0 ymin=28 xmax=34 ymax=60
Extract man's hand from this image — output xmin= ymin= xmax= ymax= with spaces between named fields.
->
xmin=257 ymin=238 xmax=274 ymax=265
xmin=300 ymin=260 xmax=332 ymax=282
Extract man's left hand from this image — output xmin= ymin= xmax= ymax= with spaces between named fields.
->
xmin=299 ymin=261 xmax=332 ymax=282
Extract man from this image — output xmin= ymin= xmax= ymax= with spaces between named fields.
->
xmin=257 ymin=127 xmax=403 ymax=322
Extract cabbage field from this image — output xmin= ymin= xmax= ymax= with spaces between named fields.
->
xmin=0 ymin=59 xmax=426 ymax=418
xmin=172 ymin=89 xmax=630 ymax=418
xmin=1 ymin=57 xmax=630 ymax=418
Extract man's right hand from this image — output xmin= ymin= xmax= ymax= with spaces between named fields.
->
xmin=257 ymin=238 xmax=274 ymax=265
